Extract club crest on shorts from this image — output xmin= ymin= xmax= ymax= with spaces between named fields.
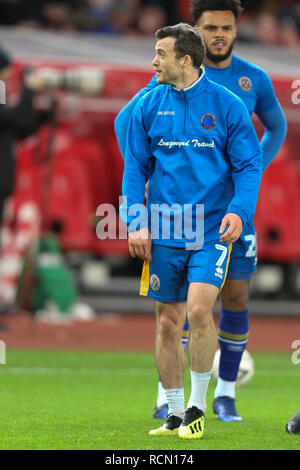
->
xmin=201 ymin=113 xmax=216 ymax=130
xmin=239 ymin=76 xmax=252 ymax=92
xmin=150 ymin=274 xmax=160 ymax=291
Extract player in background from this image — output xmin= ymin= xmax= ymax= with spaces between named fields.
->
xmin=114 ymin=0 xmax=287 ymax=422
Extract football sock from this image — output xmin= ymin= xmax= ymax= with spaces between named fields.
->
xmin=215 ymin=308 xmax=249 ymax=398
xmin=187 ymin=370 xmax=211 ymax=412
xmin=165 ymin=388 xmax=185 ymax=419
xmin=156 ymin=380 xmax=167 ymax=407
xmin=214 ymin=377 xmax=235 ymax=399
xmin=156 ymin=316 xmax=189 ymax=406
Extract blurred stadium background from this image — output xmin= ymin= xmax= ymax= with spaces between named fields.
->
xmin=0 ymin=0 xmax=299 ymax=351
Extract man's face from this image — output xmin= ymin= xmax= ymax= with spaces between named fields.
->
xmin=152 ymin=37 xmax=183 ymax=85
xmin=196 ymin=10 xmax=237 ymax=63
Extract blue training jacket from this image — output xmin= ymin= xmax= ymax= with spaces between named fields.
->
xmin=115 ymin=55 xmax=287 ymax=172
xmin=120 ymin=69 xmax=262 ymax=248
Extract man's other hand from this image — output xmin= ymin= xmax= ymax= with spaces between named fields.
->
xmin=128 ymin=226 xmax=152 ymax=261
xmin=219 ymin=213 xmax=243 ymax=244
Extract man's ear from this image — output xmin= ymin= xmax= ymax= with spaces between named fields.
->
xmin=233 ymin=23 xmax=238 ymax=39
xmin=181 ymin=54 xmax=192 ymax=68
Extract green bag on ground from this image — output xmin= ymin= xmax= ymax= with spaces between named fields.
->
xmin=32 ymin=234 xmax=78 ymax=314
xmin=17 ymin=233 xmax=78 ymax=314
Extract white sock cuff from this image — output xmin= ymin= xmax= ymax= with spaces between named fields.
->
xmin=187 ymin=370 xmax=212 ymax=412
xmin=214 ymin=377 xmax=236 ymax=399
xmin=165 ymin=388 xmax=185 ymax=418
xmin=190 ymin=370 xmax=212 ymax=380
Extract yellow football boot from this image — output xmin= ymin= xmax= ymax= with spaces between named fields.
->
xmin=178 ymin=407 xmax=205 ymax=439
xmin=149 ymin=415 xmax=182 ymax=436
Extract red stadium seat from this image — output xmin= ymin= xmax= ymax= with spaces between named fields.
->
xmin=70 ymin=138 xmax=115 ymax=209
xmin=47 ymin=153 xmax=93 ymax=251
xmin=255 ymin=148 xmax=300 ymax=262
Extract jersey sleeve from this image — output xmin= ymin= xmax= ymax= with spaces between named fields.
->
xmin=254 ymin=69 xmax=278 ymax=116
xmin=119 ymin=98 xmax=152 ymax=231
xmin=114 ymin=75 xmax=158 ymax=157
xmin=256 ymin=101 xmax=287 ymax=172
xmin=226 ymin=98 xmax=262 ymax=225
xmin=254 ymin=69 xmax=287 ymax=171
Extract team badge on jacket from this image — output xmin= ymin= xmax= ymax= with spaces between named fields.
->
xmin=239 ymin=77 xmax=252 ymax=92
xmin=201 ymin=113 xmax=216 ymax=130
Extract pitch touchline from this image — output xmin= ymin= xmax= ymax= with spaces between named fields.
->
xmin=1 ymin=367 xmax=298 ymax=376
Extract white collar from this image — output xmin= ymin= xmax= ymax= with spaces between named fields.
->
xmin=172 ymin=68 xmax=205 ymax=92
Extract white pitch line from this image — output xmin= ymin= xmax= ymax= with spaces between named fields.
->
xmin=1 ymin=366 xmax=299 ymax=377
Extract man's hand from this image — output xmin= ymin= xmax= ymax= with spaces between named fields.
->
xmin=128 ymin=226 xmax=152 ymax=262
xmin=219 ymin=213 xmax=243 ymax=244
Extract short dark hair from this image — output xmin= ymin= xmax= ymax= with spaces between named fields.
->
xmin=191 ymin=0 xmax=244 ymax=23
xmin=155 ymin=23 xmax=206 ymax=69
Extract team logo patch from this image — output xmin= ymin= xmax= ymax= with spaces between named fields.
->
xmin=150 ymin=274 xmax=160 ymax=292
xmin=239 ymin=76 xmax=252 ymax=92
xmin=214 ymin=266 xmax=224 ymax=279
xmin=201 ymin=113 xmax=216 ymax=130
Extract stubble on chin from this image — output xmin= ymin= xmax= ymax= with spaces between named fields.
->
xmin=205 ymin=41 xmax=235 ymax=63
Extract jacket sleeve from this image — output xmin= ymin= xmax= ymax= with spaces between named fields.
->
xmin=0 ymin=88 xmax=54 ymax=140
xmin=114 ymin=75 xmax=158 ymax=157
xmin=0 ymin=88 xmax=35 ymax=131
xmin=256 ymin=101 xmax=287 ymax=172
xmin=119 ymin=98 xmax=153 ymax=231
xmin=254 ymin=69 xmax=287 ymax=171
xmin=226 ymin=98 xmax=262 ymax=225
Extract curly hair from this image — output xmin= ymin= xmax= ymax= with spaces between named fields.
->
xmin=191 ymin=0 xmax=244 ymax=23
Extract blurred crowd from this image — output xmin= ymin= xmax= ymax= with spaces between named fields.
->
xmin=0 ymin=0 xmax=299 ymax=47
xmin=239 ymin=0 xmax=300 ymax=47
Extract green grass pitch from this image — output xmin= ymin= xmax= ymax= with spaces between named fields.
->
xmin=0 ymin=349 xmax=299 ymax=450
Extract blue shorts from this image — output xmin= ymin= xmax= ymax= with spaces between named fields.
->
xmin=140 ymin=241 xmax=232 ymax=302
xmin=227 ymin=222 xmax=257 ymax=281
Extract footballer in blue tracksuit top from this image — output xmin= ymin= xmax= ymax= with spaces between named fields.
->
xmin=120 ymin=24 xmax=263 ymax=439
xmin=115 ymin=6 xmax=287 ymax=421
xmin=120 ymin=65 xmax=262 ymax=293
xmin=116 ymin=2 xmax=287 ymax=425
